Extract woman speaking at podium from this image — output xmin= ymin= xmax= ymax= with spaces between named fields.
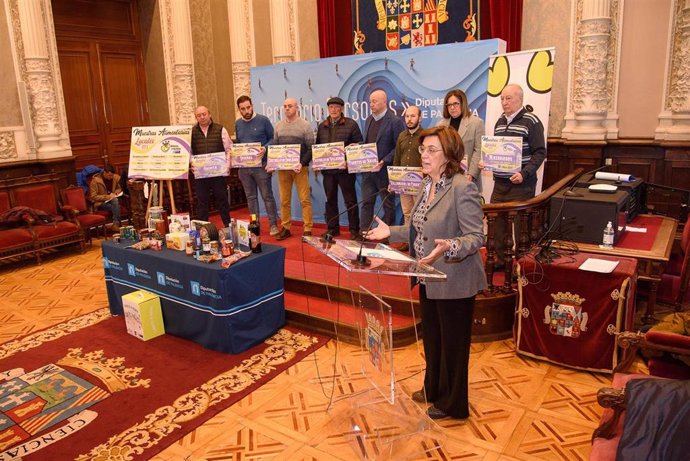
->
xmin=365 ymin=126 xmax=487 ymax=420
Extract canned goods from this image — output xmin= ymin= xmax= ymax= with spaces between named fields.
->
xmin=185 ymin=240 xmax=194 ymax=256
xmin=202 ymin=237 xmax=211 ymax=255
xmin=221 ymin=239 xmax=233 ymax=256
xmin=210 ymin=240 xmax=219 ymax=255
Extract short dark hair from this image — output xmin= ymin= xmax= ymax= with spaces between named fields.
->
xmin=442 ymin=89 xmax=471 ymax=119
xmin=103 ymin=163 xmax=116 ymax=174
xmin=418 ymin=126 xmax=465 ymax=178
xmin=236 ymin=95 xmax=252 ymax=107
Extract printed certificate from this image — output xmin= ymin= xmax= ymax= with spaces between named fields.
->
xmin=129 ymin=125 xmax=192 ymax=180
xmin=346 ymin=143 xmax=379 ymax=173
xmin=387 ymin=166 xmax=423 ymax=195
xmin=480 ymin=135 xmax=522 ymax=173
xmin=230 ymin=143 xmax=263 ymax=168
xmin=312 ymin=142 xmax=346 ymax=171
xmin=190 ymin=152 xmax=228 ymax=178
xmin=267 ymin=145 xmax=301 ymax=170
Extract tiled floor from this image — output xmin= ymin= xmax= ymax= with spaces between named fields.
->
xmin=0 ymin=241 xmax=651 ymax=460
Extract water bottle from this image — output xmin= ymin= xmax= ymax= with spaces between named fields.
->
xmin=602 ymin=221 xmax=614 ymax=248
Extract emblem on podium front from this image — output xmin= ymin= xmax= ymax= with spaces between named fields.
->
xmin=543 ymin=292 xmax=588 ymax=338
xmin=365 ymin=312 xmax=384 ymax=371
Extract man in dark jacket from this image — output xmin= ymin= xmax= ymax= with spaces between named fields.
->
xmin=190 ymin=105 xmax=232 ymax=227
xmin=360 ymin=89 xmax=405 ymax=230
xmin=315 ymin=97 xmax=363 ymax=238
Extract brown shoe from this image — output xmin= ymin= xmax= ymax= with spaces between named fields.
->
xmin=398 ymin=243 xmax=410 ymax=252
xmin=276 ymin=228 xmax=291 ymax=241
xmin=411 ymin=390 xmax=426 ymax=403
xmin=303 ymin=231 xmax=312 ymax=237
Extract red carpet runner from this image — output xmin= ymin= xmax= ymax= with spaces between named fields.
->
xmin=0 ymin=309 xmax=327 ymax=460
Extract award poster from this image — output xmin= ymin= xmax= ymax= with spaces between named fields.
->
xmin=129 ymin=126 xmax=192 ymax=180
xmin=345 ymin=143 xmax=379 ymax=173
xmin=481 ymin=135 xmax=522 ymax=173
xmin=312 ymin=142 xmax=346 ymax=171
xmin=231 ymin=143 xmax=263 ymax=168
xmin=190 ymin=152 xmax=228 ymax=178
xmin=387 ymin=166 xmax=423 ymax=195
xmin=267 ymin=144 xmax=301 ymax=170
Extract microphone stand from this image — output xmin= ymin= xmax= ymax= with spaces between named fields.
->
xmin=351 ymin=190 xmax=393 ymax=267
xmin=320 ymin=186 xmax=387 ymax=244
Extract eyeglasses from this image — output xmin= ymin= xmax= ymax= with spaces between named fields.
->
xmin=445 ymin=102 xmax=461 ymax=108
xmin=418 ymin=145 xmax=443 ymax=154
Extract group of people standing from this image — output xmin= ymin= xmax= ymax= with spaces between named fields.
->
xmin=190 ymin=83 xmax=545 ymax=422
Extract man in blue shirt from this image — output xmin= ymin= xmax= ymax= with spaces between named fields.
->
xmin=234 ymin=96 xmax=280 ymax=236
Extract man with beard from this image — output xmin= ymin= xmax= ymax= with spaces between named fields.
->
xmin=235 ymin=95 xmax=280 ymax=236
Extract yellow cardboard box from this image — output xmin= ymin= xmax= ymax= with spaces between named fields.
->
xmin=121 ymin=290 xmax=165 ymax=340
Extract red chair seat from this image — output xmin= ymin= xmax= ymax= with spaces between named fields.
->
xmin=32 ymin=222 xmax=80 ymax=240
xmin=0 ymin=228 xmax=35 ymax=248
xmin=76 ymin=214 xmax=107 ymax=228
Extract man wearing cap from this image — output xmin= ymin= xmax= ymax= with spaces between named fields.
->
xmin=315 ymin=97 xmax=364 ymax=239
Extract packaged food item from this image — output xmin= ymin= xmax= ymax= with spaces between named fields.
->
xmin=220 ymin=251 xmax=251 ymax=268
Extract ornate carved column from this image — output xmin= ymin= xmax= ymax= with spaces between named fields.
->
xmin=159 ymin=0 xmax=197 ymax=124
xmin=11 ymin=0 xmax=71 ymax=158
xmin=655 ymin=0 xmax=690 ymax=141
xmin=270 ymin=0 xmax=296 ymax=64
xmin=562 ymin=0 xmax=623 ymax=140
xmin=228 ymin=0 xmax=255 ymax=100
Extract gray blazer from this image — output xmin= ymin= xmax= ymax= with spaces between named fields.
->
xmin=389 ymin=174 xmax=487 ymax=300
xmin=437 ymin=115 xmax=485 ymax=191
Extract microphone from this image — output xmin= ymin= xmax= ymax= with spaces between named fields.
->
xmin=321 ymin=187 xmax=387 ymax=243
xmin=352 ymin=190 xmax=393 ymax=266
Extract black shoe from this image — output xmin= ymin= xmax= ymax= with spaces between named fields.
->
xmin=426 ymin=405 xmax=448 ymax=420
xmin=328 ymin=230 xmax=341 ymax=237
xmin=276 ymin=228 xmax=291 ymax=241
xmin=351 ymin=233 xmax=364 ymax=242
xmin=411 ymin=390 xmax=426 ymax=403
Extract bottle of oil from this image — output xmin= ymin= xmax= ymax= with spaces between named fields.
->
xmin=248 ymin=214 xmax=262 ymax=253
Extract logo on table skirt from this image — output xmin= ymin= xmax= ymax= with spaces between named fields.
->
xmin=103 ymin=257 xmax=110 ymax=269
xmin=157 ymin=272 xmax=166 ymax=286
xmin=190 ymin=281 xmax=200 ymax=296
xmin=127 ymin=263 xmax=136 ymax=276
xmin=543 ymin=292 xmax=588 ymax=338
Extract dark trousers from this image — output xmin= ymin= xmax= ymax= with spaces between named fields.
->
xmin=323 ymin=172 xmax=359 ymax=235
xmin=194 ymin=176 xmax=231 ymax=226
xmin=490 ymin=177 xmax=536 ymax=262
xmin=420 ymin=285 xmax=475 ymax=419
xmin=360 ymin=170 xmax=396 ymax=231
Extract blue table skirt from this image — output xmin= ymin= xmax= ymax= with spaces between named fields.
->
xmin=102 ymin=241 xmax=286 ymax=354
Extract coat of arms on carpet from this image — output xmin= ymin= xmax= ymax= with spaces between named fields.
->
xmin=543 ymin=292 xmax=588 ymax=338
xmin=0 ymin=349 xmax=148 ymax=459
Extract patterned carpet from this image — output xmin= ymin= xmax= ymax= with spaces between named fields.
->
xmin=0 ymin=240 xmax=654 ymax=460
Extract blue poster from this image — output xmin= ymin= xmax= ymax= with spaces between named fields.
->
xmin=249 ymin=39 xmax=504 ymax=226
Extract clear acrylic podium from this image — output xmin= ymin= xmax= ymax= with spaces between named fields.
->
xmin=302 ymin=236 xmax=447 ymax=459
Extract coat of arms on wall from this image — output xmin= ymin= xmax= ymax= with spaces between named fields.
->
xmin=543 ymin=292 xmax=588 ymax=338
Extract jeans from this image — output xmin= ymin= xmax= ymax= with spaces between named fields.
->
xmin=322 ymin=171 xmax=359 ymax=234
xmin=238 ymin=167 xmax=278 ymax=226
xmin=98 ymin=198 xmax=121 ymax=224
xmin=360 ymin=170 xmax=396 ymax=231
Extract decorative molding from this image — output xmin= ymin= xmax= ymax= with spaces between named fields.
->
xmin=159 ymin=0 xmax=197 ymax=124
xmin=656 ymin=0 xmax=690 ymax=140
xmin=231 ymin=62 xmax=251 ymax=101
xmin=270 ymin=0 xmax=296 ymax=64
xmin=562 ymin=0 xmax=622 ymax=141
xmin=0 ymin=132 xmax=18 ymax=160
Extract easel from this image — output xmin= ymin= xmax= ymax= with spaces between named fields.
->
xmin=144 ymin=179 xmax=177 ymax=226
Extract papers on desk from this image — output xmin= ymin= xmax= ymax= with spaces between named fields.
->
xmin=579 ymin=258 xmax=619 ymax=274
xmin=625 ymin=226 xmax=647 ymax=233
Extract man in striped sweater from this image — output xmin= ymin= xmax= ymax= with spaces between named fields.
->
xmin=491 ymin=84 xmax=546 ymax=266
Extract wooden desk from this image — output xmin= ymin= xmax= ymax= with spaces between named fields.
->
xmin=554 ymin=214 xmax=677 ymax=323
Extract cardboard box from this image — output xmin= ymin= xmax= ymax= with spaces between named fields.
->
xmin=121 ymin=290 xmax=165 ymax=341
xmin=168 ymin=212 xmax=191 ymax=232
xmin=165 ymin=232 xmax=189 ymax=251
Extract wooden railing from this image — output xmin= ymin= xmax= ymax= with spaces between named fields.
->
xmin=482 ymin=168 xmax=584 ymax=293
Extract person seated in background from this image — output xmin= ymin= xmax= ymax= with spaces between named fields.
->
xmin=89 ymin=164 xmax=123 ymax=232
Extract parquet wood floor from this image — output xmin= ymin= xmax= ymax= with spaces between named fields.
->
xmin=0 ymin=241 xmax=653 ymax=460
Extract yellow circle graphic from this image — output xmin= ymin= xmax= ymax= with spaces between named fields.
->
xmin=527 ymin=51 xmax=554 ymax=94
xmin=487 ymin=56 xmax=510 ymax=97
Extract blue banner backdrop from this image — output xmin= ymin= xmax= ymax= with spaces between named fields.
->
xmin=352 ymin=0 xmax=481 ymax=54
xmin=249 ymin=39 xmax=504 ymax=227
